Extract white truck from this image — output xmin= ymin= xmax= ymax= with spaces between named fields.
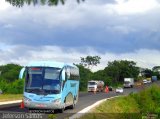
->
xmin=123 ymin=78 xmax=134 ymax=88
xmin=87 ymin=80 xmax=104 ymax=92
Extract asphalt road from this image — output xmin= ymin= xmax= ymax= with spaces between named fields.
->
xmin=0 ymin=82 xmax=159 ymax=119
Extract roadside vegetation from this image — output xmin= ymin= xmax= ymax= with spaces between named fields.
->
xmin=0 ymin=64 xmax=24 ymax=94
xmin=77 ymin=56 xmax=141 ymax=91
xmin=0 ymin=56 xmax=159 ymax=94
xmin=80 ymin=84 xmax=160 ymax=119
xmin=0 ymin=94 xmax=23 ymax=102
xmin=5 ymin=0 xmax=85 ymax=7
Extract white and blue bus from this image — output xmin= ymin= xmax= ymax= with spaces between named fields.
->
xmin=19 ymin=61 xmax=80 ymax=112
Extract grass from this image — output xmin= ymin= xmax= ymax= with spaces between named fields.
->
xmin=80 ymin=84 xmax=160 ymax=119
xmin=0 ymin=94 xmax=23 ymax=102
xmin=80 ymin=96 xmax=140 ymax=119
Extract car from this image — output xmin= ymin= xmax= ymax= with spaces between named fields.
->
xmin=108 ymin=86 xmax=113 ymax=91
xmin=143 ymin=79 xmax=148 ymax=84
xmin=147 ymin=80 xmax=152 ymax=83
xmin=115 ymin=87 xmax=123 ymax=93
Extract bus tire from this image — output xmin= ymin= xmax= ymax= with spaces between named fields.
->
xmin=59 ymin=108 xmax=64 ymax=113
xmin=28 ymin=108 xmax=35 ymax=113
xmin=70 ymin=99 xmax=75 ymax=109
xmin=55 ymin=107 xmax=64 ymax=113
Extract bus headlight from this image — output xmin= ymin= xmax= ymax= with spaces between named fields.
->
xmin=52 ymin=98 xmax=61 ymax=104
xmin=23 ymin=96 xmax=32 ymax=102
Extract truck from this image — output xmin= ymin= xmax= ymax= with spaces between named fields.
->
xmin=146 ymin=77 xmax=152 ymax=83
xmin=152 ymin=76 xmax=157 ymax=82
xmin=87 ymin=80 xmax=104 ymax=92
xmin=123 ymin=78 xmax=134 ymax=88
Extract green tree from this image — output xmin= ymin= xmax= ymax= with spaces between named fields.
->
xmin=104 ymin=60 xmax=139 ymax=83
xmin=7 ymin=79 xmax=24 ymax=94
xmin=76 ymin=64 xmax=92 ymax=91
xmin=91 ymin=70 xmax=112 ymax=86
xmin=152 ymin=66 xmax=160 ymax=72
xmin=0 ymin=79 xmax=24 ymax=94
xmin=143 ymin=69 xmax=152 ymax=78
xmin=152 ymin=66 xmax=160 ymax=80
xmin=5 ymin=0 xmax=85 ymax=7
xmin=0 ymin=64 xmax=22 ymax=82
xmin=80 ymin=56 xmax=101 ymax=70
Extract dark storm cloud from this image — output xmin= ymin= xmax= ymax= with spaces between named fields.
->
xmin=0 ymin=0 xmax=160 ymax=54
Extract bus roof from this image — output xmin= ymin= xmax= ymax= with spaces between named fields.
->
xmin=27 ymin=61 xmax=77 ymax=69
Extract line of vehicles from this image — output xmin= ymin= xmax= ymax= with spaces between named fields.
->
xmin=143 ymin=76 xmax=157 ymax=84
xmin=87 ymin=80 xmax=104 ymax=92
xmin=87 ymin=76 xmax=158 ymax=94
xmin=87 ymin=78 xmax=134 ymax=93
xmin=19 ymin=60 xmax=127 ymax=113
xmin=87 ymin=80 xmax=125 ymax=93
xmin=12 ymin=60 xmax=158 ymax=113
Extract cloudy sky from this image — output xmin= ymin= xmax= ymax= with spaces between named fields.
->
xmin=0 ymin=0 xmax=160 ymax=71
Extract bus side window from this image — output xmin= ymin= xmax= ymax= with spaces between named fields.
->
xmin=61 ymin=68 xmax=67 ymax=90
xmin=61 ymin=79 xmax=65 ymax=90
xmin=25 ymin=70 xmax=28 ymax=87
xmin=65 ymin=66 xmax=70 ymax=80
xmin=65 ymin=71 xmax=67 ymax=80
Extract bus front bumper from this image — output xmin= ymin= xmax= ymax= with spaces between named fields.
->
xmin=24 ymin=100 xmax=64 ymax=110
xmin=88 ymin=88 xmax=96 ymax=92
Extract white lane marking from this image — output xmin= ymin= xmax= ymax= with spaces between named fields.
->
xmin=69 ymin=96 xmax=120 ymax=119
xmin=0 ymin=100 xmax=22 ymax=105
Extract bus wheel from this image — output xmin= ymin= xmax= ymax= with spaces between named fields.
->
xmin=70 ymin=99 xmax=75 ymax=109
xmin=55 ymin=107 xmax=64 ymax=113
xmin=28 ymin=108 xmax=35 ymax=113
xmin=59 ymin=108 xmax=64 ymax=113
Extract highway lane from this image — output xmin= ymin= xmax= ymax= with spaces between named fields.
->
xmin=0 ymin=92 xmax=124 ymax=119
xmin=0 ymin=82 xmax=158 ymax=119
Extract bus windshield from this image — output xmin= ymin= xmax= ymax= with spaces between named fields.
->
xmin=88 ymin=82 xmax=96 ymax=85
xmin=25 ymin=67 xmax=61 ymax=94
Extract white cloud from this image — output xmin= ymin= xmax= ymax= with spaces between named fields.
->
xmin=3 ymin=24 xmax=14 ymax=28
xmin=106 ymin=25 xmax=136 ymax=34
xmin=0 ymin=0 xmax=160 ymax=70
xmin=109 ymin=0 xmax=160 ymax=15
xmin=1 ymin=0 xmax=160 ymax=32
xmin=0 ymin=0 xmax=11 ymax=11
xmin=0 ymin=45 xmax=160 ymax=71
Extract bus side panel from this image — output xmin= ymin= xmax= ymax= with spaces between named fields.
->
xmin=61 ymin=80 xmax=79 ymax=107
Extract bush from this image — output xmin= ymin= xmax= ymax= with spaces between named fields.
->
xmin=0 ymin=79 xmax=9 ymax=93
xmin=7 ymin=79 xmax=24 ymax=94
xmin=130 ymin=84 xmax=160 ymax=114
xmin=0 ymin=79 xmax=24 ymax=94
xmin=0 ymin=64 xmax=22 ymax=82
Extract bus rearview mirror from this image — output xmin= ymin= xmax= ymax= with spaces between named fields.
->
xmin=61 ymin=70 xmax=65 ymax=81
xmin=19 ymin=67 xmax=25 ymax=79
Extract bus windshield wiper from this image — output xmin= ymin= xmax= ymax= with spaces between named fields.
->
xmin=43 ymin=89 xmax=60 ymax=94
xmin=26 ymin=88 xmax=46 ymax=94
xmin=26 ymin=88 xmax=59 ymax=95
